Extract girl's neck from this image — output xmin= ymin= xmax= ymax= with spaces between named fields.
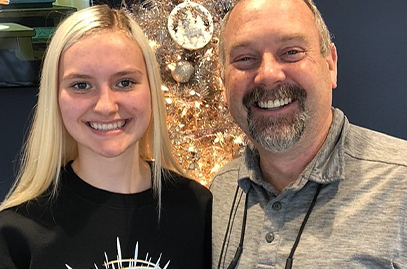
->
xmin=71 ymin=148 xmax=152 ymax=194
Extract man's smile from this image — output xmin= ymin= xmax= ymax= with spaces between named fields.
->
xmin=257 ymin=97 xmax=293 ymax=110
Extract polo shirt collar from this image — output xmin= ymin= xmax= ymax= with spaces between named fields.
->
xmin=237 ymin=108 xmax=348 ymax=193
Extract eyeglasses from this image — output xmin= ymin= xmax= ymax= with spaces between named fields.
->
xmin=218 ymin=183 xmax=322 ymax=269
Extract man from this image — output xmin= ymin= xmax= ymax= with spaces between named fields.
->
xmin=211 ymin=0 xmax=407 ymax=268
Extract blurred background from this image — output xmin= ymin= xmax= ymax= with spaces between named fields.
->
xmin=1 ymin=0 xmax=406 ymax=200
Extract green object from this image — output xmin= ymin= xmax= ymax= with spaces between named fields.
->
xmin=32 ymin=26 xmax=55 ymax=42
xmin=0 ymin=5 xmax=76 ymax=59
xmin=0 ymin=22 xmax=35 ymax=60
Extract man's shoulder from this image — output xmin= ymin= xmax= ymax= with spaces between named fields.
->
xmin=216 ymin=157 xmax=243 ymax=176
xmin=210 ymin=156 xmax=243 ymax=192
xmin=346 ymin=123 xmax=407 ymax=167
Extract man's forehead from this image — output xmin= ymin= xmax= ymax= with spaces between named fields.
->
xmin=228 ymin=0 xmax=312 ymax=22
xmin=227 ymin=33 xmax=312 ymax=53
xmin=224 ymin=0 xmax=316 ymax=41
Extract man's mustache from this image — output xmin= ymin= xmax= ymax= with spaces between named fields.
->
xmin=243 ymin=84 xmax=307 ymax=110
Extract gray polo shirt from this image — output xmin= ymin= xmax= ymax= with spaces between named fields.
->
xmin=211 ymin=108 xmax=407 ymax=269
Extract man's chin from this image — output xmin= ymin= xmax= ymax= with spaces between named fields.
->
xmin=249 ymin=121 xmax=306 ymax=152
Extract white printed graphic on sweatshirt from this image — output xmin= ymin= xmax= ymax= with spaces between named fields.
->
xmin=65 ymin=237 xmax=170 ymax=269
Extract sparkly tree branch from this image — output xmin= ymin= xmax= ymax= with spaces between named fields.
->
xmin=130 ymin=0 xmax=245 ymax=186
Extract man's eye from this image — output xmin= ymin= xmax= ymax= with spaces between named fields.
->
xmin=231 ymin=55 xmax=258 ymax=70
xmin=281 ymin=50 xmax=306 ymax=62
xmin=237 ymin=57 xmax=252 ymax=62
xmin=287 ymin=50 xmax=299 ymax=55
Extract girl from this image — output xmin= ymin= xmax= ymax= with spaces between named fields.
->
xmin=0 ymin=5 xmax=211 ymax=269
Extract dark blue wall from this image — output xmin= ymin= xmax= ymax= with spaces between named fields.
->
xmin=315 ymin=0 xmax=407 ymax=139
xmin=0 ymin=87 xmax=37 ymax=200
xmin=1 ymin=1 xmax=407 ymax=201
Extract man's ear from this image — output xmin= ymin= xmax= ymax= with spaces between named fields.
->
xmin=218 ymin=64 xmax=229 ymax=108
xmin=326 ymin=43 xmax=338 ymax=89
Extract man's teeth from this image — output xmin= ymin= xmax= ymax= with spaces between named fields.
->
xmin=258 ymin=98 xmax=292 ymax=109
xmin=89 ymin=120 xmax=126 ymax=131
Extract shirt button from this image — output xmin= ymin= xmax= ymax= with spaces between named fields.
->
xmin=272 ymin=202 xmax=282 ymax=211
xmin=265 ymin=232 xmax=275 ymax=243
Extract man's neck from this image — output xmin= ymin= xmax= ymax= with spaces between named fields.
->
xmin=258 ymin=146 xmax=317 ymax=192
xmin=257 ymin=112 xmax=333 ymax=193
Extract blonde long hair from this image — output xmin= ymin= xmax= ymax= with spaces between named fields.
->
xmin=0 ymin=5 xmax=183 ymax=211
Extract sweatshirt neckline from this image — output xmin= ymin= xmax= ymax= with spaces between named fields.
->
xmin=60 ymin=162 xmax=156 ymax=209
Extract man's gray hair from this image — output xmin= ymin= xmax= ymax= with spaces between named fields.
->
xmin=218 ymin=0 xmax=332 ymax=73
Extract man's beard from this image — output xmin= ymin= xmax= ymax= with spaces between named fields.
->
xmin=243 ymin=84 xmax=309 ymax=152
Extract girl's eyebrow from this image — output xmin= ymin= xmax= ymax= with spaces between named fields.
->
xmin=62 ymin=73 xmax=92 ymax=81
xmin=62 ymin=68 xmax=145 ymax=81
xmin=114 ymin=68 xmax=145 ymax=77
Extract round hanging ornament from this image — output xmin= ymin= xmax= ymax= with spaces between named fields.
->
xmin=167 ymin=1 xmax=214 ymax=50
xmin=171 ymin=60 xmax=195 ymax=83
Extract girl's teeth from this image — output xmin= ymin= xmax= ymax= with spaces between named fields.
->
xmin=90 ymin=120 xmax=125 ymax=131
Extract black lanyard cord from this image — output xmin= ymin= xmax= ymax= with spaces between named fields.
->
xmin=218 ymin=185 xmax=242 ymax=269
xmin=219 ymin=183 xmax=323 ymax=269
xmin=227 ymin=187 xmax=249 ymax=269
xmin=285 ymin=183 xmax=323 ymax=269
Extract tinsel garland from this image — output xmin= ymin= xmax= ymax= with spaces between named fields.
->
xmin=129 ymin=0 xmax=245 ymax=186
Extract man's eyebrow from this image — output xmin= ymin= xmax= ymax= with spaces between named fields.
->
xmin=228 ymin=41 xmax=256 ymax=54
xmin=279 ymin=33 xmax=311 ymax=43
xmin=228 ymin=34 xmax=310 ymax=52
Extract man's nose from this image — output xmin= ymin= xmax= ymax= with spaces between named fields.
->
xmin=254 ymin=54 xmax=286 ymax=87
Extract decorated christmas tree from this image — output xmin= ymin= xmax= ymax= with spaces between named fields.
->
xmin=129 ymin=0 xmax=245 ymax=186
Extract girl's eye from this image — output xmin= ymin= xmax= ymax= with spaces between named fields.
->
xmin=117 ymin=79 xmax=133 ymax=88
xmin=72 ymin=82 xmax=90 ymax=91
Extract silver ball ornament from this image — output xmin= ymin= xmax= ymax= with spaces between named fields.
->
xmin=171 ymin=61 xmax=195 ymax=83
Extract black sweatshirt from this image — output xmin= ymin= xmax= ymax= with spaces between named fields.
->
xmin=0 ymin=163 xmax=212 ymax=269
